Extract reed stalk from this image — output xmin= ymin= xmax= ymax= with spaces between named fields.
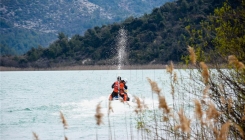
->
xmin=32 ymin=132 xmax=39 ymax=140
xmin=95 ymin=102 xmax=104 ymax=140
xmin=60 ymin=111 xmax=68 ymax=139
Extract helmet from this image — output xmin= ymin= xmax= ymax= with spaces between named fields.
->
xmin=124 ymin=78 xmax=127 ymax=83
xmin=117 ymin=76 xmax=121 ymax=81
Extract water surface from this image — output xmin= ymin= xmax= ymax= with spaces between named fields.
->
xmin=1 ymin=69 xmax=186 ymax=140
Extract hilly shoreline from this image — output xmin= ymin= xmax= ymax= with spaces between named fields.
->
xmin=0 ymin=64 xmax=192 ymax=71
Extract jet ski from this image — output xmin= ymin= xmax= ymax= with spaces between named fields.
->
xmin=108 ymin=90 xmax=135 ymax=102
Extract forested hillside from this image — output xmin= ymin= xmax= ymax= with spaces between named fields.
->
xmin=0 ymin=0 xmax=239 ymax=68
xmin=0 ymin=0 xmax=172 ymax=55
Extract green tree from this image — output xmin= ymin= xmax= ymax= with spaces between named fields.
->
xmin=0 ymin=44 xmax=16 ymax=56
xmin=58 ymin=32 xmax=67 ymax=40
xmin=26 ymin=46 xmax=44 ymax=61
xmin=212 ymin=1 xmax=245 ymax=62
xmin=188 ymin=0 xmax=245 ymax=63
xmin=180 ymin=0 xmax=189 ymax=12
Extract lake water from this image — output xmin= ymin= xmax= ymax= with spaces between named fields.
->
xmin=0 ymin=69 xmax=190 ymax=140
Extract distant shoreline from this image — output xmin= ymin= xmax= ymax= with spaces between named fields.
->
xmin=0 ymin=64 xmax=191 ymax=71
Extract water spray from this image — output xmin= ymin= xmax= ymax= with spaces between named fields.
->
xmin=116 ymin=28 xmax=127 ymax=71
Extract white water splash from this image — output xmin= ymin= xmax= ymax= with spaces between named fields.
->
xmin=116 ymin=28 xmax=127 ymax=70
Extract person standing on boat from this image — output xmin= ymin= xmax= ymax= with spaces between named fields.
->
xmin=109 ymin=76 xmax=121 ymax=100
xmin=109 ymin=76 xmax=128 ymax=101
xmin=119 ymin=79 xmax=128 ymax=101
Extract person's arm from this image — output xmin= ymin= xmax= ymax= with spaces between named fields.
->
xmin=124 ymin=84 xmax=128 ymax=89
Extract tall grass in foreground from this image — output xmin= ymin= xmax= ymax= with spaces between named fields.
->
xmin=137 ymin=47 xmax=244 ymax=140
xmin=32 ymin=47 xmax=244 ymax=140
xmin=102 ymin=47 xmax=244 ymax=140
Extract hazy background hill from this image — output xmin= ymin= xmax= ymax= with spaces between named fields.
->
xmin=0 ymin=0 xmax=172 ymax=55
xmin=0 ymin=0 xmax=228 ymax=68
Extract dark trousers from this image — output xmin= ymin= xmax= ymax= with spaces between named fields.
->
xmin=111 ymin=91 xmax=118 ymax=97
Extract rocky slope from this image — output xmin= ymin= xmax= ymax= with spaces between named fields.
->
xmin=0 ymin=0 xmax=172 ymax=55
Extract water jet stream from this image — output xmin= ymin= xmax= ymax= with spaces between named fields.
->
xmin=116 ymin=28 xmax=127 ymax=71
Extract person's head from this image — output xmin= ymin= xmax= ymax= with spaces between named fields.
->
xmin=124 ymin=78 xmax=127 ymax=84
xmin=117 ymin=76 xmax=121 ymax=81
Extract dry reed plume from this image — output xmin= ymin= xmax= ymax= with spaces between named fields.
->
xmin=193 ymin=99 xmax=203 ymax=122
xmin=217 ymin=121 xmax=231 ymax=140
xmin=220 ymin=96 xmax=226 ymax=105
xmin=227 ymin=98 xmax=233 ymax=114
xmin=166 ymin=61 xmax=174 ymax=74
xmin=237 ymin=62 xmax=245 ymax=70
xmin=173 ymin=72 xmax=177 ymax=83
xmin=203 ymin=85 xmax=210 ymax=98
xmin=187 ymin=46 xmax=196 ymax=65
xmin=134 ymin=95 xmax=147 ymax=114
xmin=175 ymin=108 xmax=191 ymax=133
xmin=218 ymin=84 xmax=225 ymax=94
xmin=200 ymin=62 xmax=209 ymax=84
xmin=228 ymin=55 xmax=245 ymax=70
xmin=233 ymin=123 xmax=245 ymax=139
xmin=206 ymin=102 xmax=220 ymax=122
xmin=146 ymin=77 xmax=161 ymax=95
xmin=95 ymin=102 xmax=103 ymax=125
xmin=59 ymin=111 xmax=68 ymax=140
xmin=213 ymin=127 xmax=219 ymax=139
xmin=32 ymin=132 xmax=39 ymax=140
xmin=158 ymin=95 xmax=171 ymax=114
xmin=60 ymin=111 xmax=68 ymax=129
xmin=171 ymin=83 xmax=175 ymax=95
xmin=214 ymin=122 xmax=244 ymax=140
xmin=228 ymin=55 xmax=239 ymax=64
